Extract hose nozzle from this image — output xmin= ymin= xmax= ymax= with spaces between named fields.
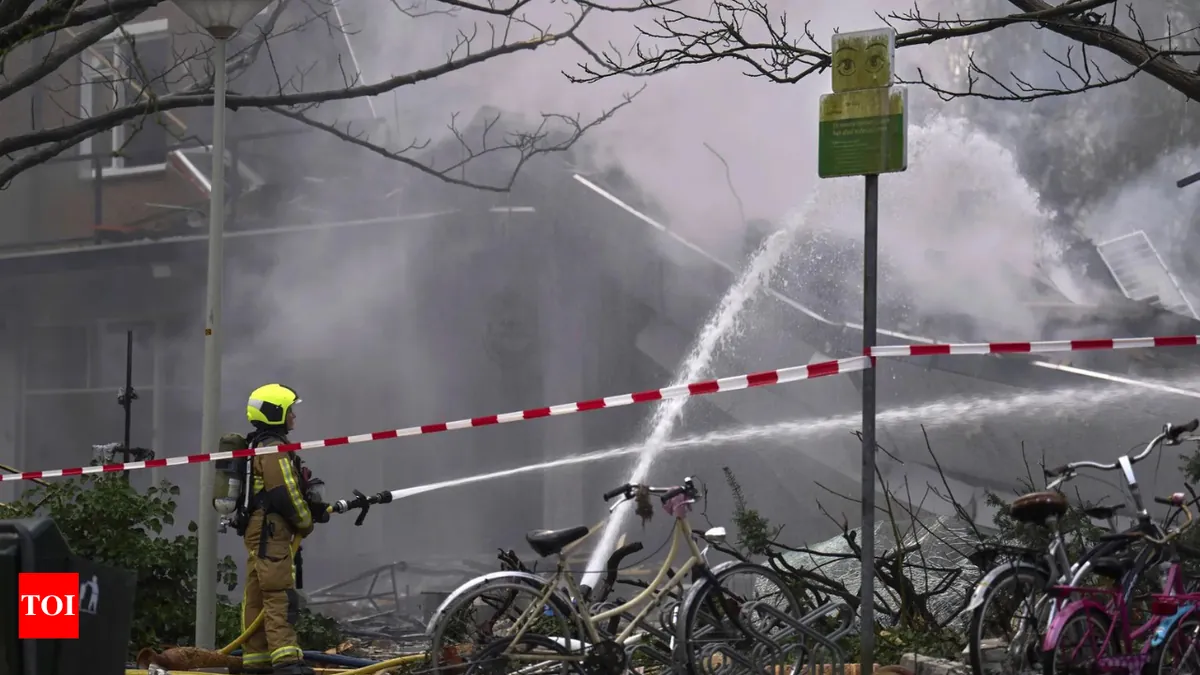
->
xmin=331 ymin=489 xmax=392 ymax=526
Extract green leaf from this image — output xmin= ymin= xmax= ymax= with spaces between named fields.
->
xmin=0 ymin=476 xmax=308 ymax=659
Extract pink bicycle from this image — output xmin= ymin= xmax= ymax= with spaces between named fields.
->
xmin=1040 ymin=490 xmax=1198 ymax=675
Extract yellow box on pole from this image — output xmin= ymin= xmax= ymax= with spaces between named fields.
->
xmin=830 ymin=27 xmax=896 ymax=92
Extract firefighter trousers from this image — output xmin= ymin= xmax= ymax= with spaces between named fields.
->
xmin=242 ymin=512 xmax=305 ymax=672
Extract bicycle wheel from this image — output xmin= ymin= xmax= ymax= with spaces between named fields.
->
xmin=1153 ymin=612 xmax=1200 ymax=675
xmin=967 ymin=564 xmax=1052 ymax=675
xmin=428 ymin=576 xmax=580 ymax=674
xmin=1040 ymin=606 xmax=1115 ymax=675
xmin=677 ymin=562 xmax=807 ymax=675
xmin=464 ymin=633 xmax=588 ymax=675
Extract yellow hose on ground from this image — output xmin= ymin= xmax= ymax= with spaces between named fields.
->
xmin=322 ymin=651 xmax=428 ymax=675
xmin=125 ymin=662 xmax=350 ymax=667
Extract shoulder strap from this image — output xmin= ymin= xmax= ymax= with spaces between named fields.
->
xmin=247 ymin=429 xmax=288 ymax=449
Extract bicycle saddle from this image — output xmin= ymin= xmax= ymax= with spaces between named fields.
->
xmin=1091 ymin=555 xmax=1136 ymax=580
xmin=1084 ymin=504 xmax=1127 ymax=520
xmin=1009 ymin=491 xmax=1069 ymax=524
xmin=525 ymin=525 xmax=590 ymax=558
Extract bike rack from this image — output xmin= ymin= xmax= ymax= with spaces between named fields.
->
xmin=739 ymin=599 xmax=852 ymax=675
xmin=585 ymin=592 xmax=680 ymax=668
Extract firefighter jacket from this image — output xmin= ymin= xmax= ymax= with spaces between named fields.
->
xmin=249 ymin=434 xmax=314 ymax=537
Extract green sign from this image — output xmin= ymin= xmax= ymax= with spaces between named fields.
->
xmin=817 ymin=86 xmax=908 ymax=178
xmin=830 ymin=27 xmax=896 ymax=92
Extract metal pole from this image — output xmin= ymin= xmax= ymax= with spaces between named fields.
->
xmin=859 ymin=172 xmax=879 ymax=674
xmin=151 ymin=320 xmax=165 ymax=487
xmin=121 ymin=329 xmax=134 ymax=478
xmin=195 ymin=35 xmax=228 ymax=650
xmin=92 ymin=155 xmax=103 ymax=234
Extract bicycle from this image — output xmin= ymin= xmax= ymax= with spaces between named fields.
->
xmin=966 ymin=418 xmax=1200 ymax=675
xmin=1142 ymin=583 xmax=1200 ymax=675
xmin=1040 ymin=487 xmax=1198 ymax=675
xmin=460 ymin=477 xmax=806 ymax=675
xmin=424 ymin=535 xmax=651 ymax=673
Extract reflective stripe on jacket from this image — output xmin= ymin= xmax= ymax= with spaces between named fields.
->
xmin=251 ymin=435 xmax=313 ymax=533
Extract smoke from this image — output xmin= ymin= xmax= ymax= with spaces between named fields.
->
xmin=333 ymin=0 xmax=978 ymax=255
xmin=775 ymin=116 xmax=1066 ymax=339
xmin=1077 ymin=147 xmax=1200 ymax=291
xmin=207 ymin=0 xmax=1091 ymax=584
xmin=338 ymin=0 xmax=1105 ymax=341
xmin=39 ymin=0 xmax=1194 ymax=589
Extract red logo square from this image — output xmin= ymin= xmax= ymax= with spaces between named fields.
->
xmin=17 ymin=572 xmax=79 ymax=639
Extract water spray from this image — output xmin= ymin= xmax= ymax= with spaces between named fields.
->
xmin=321 ymin=375 xmax=1200 ymax=514
xmin=571 ymin=167 xmax=1200 ymax=584
xmin=571 ymin=172 xmax=1193 ymax=385
xmin=580 ymin=202 xmax=817 ymax=589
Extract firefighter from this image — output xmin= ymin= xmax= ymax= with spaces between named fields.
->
xmin=240 ymin=383 xmax=329 ymax=675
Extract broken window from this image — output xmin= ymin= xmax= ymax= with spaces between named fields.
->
xmin=79 ymin=20 xmax=176 ymax=177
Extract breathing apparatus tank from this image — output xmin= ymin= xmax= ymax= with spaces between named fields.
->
xmin=212 ymin=433 xmax=253 ymax=534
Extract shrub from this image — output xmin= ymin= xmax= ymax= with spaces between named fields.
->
xmin=0 ymin=474 xmax=341 ymax=655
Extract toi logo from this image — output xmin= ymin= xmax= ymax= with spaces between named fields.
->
xmin=17 ymin=572 xmax=79 ymax=639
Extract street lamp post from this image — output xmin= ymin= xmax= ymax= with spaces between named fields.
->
xmin=172 ymin=0 xmax=272 ymax=649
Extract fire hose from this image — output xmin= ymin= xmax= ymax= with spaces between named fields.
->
xmin=0 ymin=469 xmax=436 ymax=674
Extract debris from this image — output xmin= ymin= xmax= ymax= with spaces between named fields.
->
xmin=326 ymin=640 xmax=356 ymax=654
xmin=901 ymin=653 xmax=968 ymax=675
xmin=135 ymin=646 xmax=244 ymax=672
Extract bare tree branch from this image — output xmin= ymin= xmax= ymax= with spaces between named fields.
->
xmin=0 ymin=0 xmax=659 ymax=193
xmin=1004 ymin=0 xmax=1200 ymax=99
xmin=0 ymin=7 xmax=136 ymax=104
xmin=702 ymin=141 xmax=745 ymax=228
xmin=0 ymin=0 xmax=160 ymax=54
xmin=568 ymin=0 xmax=1200 ymax=104
xmin=267 ymin=85 xmax=643 ymax=191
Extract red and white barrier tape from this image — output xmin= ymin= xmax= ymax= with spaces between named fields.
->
xmin=867 ymin=334 xmax=1200 ymax=358
xmin=9 ymin=333 xmax=1200 ymax=484
xmin=0 ymin=356 xmax=872 ymax=483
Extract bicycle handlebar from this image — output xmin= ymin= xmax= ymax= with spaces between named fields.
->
xmin=1044 ymin=419 xmax=1199 ymax=479
xmin=602 ymin=477 xmax=698 ymax=504
xmin=603 ymin=483 xmax=632 ymax=501
xmin=1154 ymin=496 xmax=1194 ymax=544
xmin=1167 ymin=419 xmax=1199 ymax=441
xmin=1156 ymin=493 xmax=1186 ymax=509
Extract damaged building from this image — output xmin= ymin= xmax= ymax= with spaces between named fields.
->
xmin=2 ymin=4 xmax=1199 ymax=616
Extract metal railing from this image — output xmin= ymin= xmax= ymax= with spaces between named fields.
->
xmin=305 ymin=558 xmax=495 ymax=640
